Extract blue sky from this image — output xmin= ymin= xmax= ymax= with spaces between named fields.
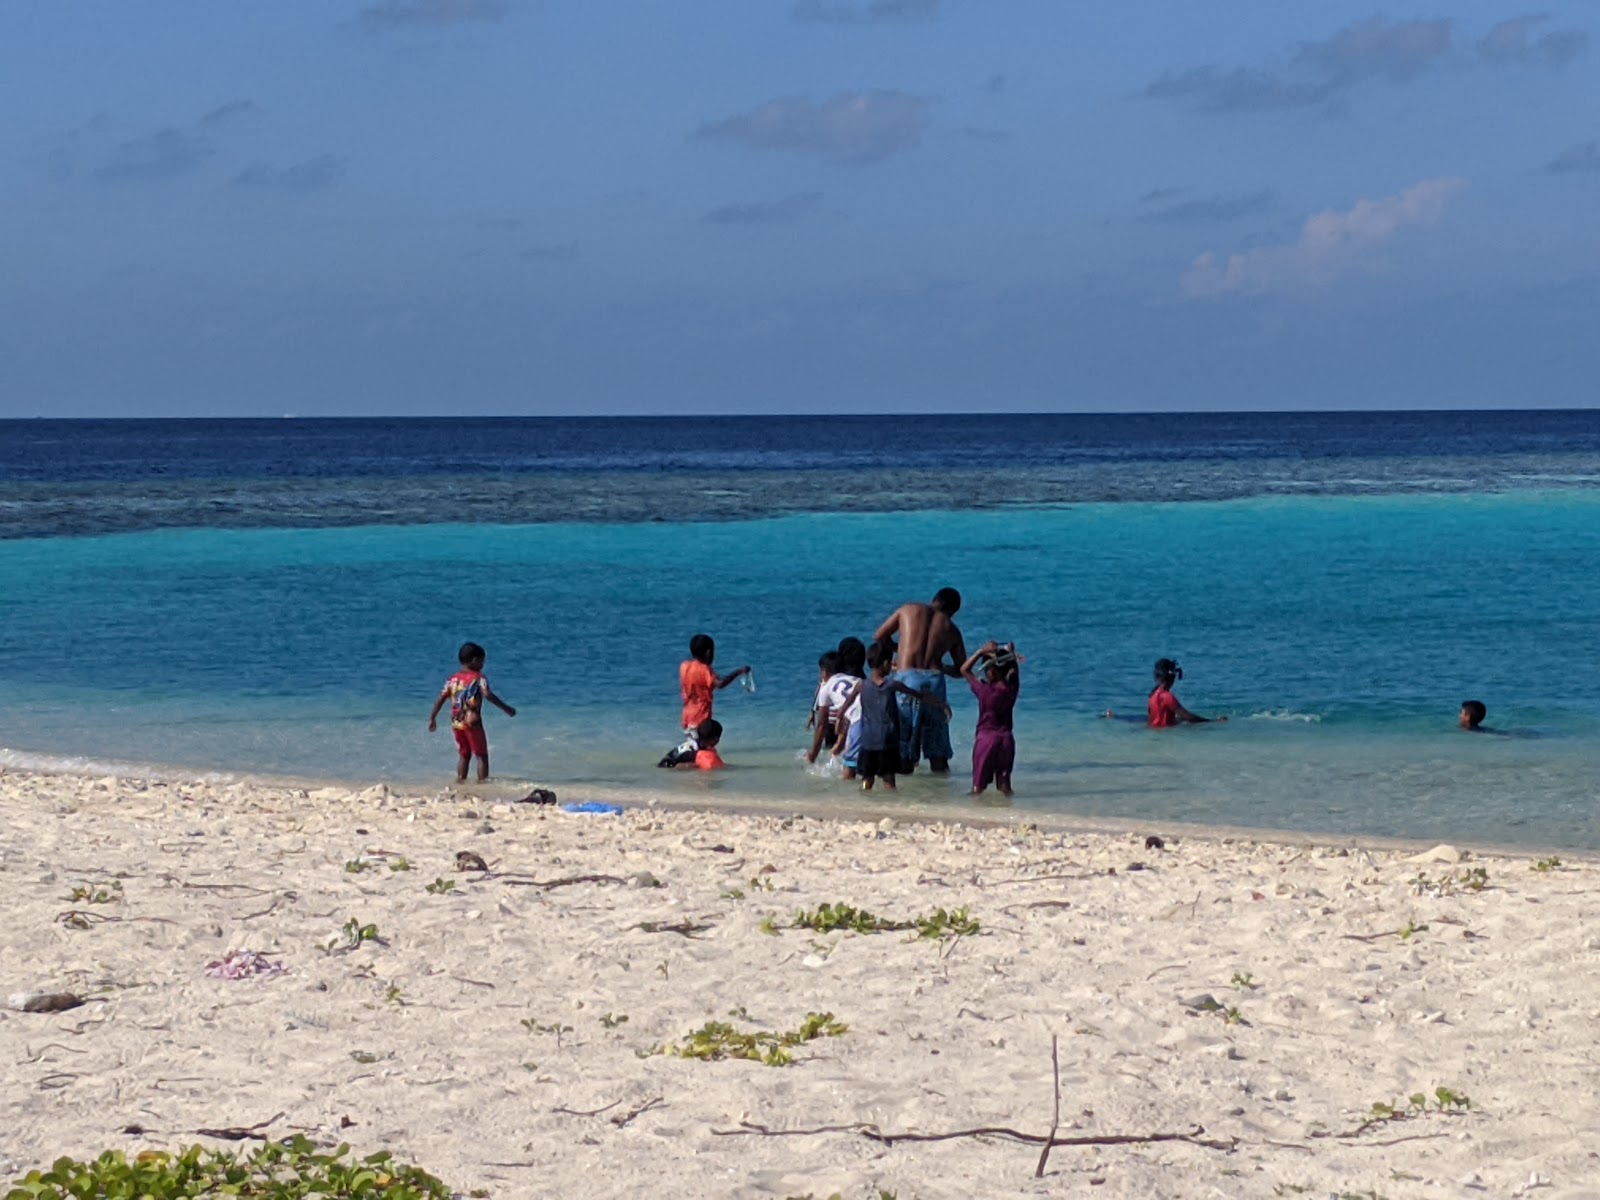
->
xmin=2 ymin=0 xmax=1596 ymax=416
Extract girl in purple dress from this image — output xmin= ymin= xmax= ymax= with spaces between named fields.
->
xmin=960 ymin=640 xmax=1020 ymax=796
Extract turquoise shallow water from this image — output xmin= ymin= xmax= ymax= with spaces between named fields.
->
xmin=2 ymin=491 xmax=1598 ymax=847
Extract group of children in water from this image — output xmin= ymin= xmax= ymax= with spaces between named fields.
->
xmin=645 ymin=631 xmax=1021 ymax=794
xmin=428 ymin=638 xmax=1497 ymax=789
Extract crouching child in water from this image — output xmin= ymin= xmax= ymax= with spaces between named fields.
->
xmin=836 ymin=641 xmax=950 ymax=791
xmin=960 ymin=641 xmax=1020 ymax=796
xmin=1145 ymin=658 xmax=1225 ymax=727
xmin=660 ymin=719 xmax=726 ymax=769
xmin=428 ymin=641 xmax=517 ymax=783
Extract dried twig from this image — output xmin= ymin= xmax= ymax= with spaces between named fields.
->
xmin=55 ymin=910 xmax=119 ymax=929
xmin=178 ymin=881 xmax=275 ymax=896
xmin=500 ymin=874 xmax=627 ymax=890
xmin=1034 ymin=1035 xmax=1062 ymax=1177
xmin=19 ymin=1042 xmax=88 ymax=1064
xmin=193 ymin=1113 xmax=286 ymax=1141
xmin=610 ymin=1096 xmax=665 ymax=1127
xmin=1000 ymin=900 xmax=1075 ymax=916
xmin=981 ymin=871 xmax=1107 ymax=888
xmin=630 ymin=919 xmax=714 ymax=938
xmin=552 ymin=1099 xmax=622 ymax=1118
xmin=713 ymin=1120 xmax=1235 ymax=1153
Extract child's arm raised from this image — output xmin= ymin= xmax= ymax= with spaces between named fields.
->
xmin=959 ymin=641 xmax=999 ymax=684
xmin=715 ymin=665 xmax=751 ymax=690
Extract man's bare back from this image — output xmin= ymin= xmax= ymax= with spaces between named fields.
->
xmin=876 ymin=589 xmax=966 ymax=676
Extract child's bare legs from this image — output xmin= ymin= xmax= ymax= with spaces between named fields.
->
xmin=456 ymin=753 xmax=472 ymax=783
xmin=994 ymin=734 xmax=1015 ymax=797
xmin=475 ymin=753 xmax=491 ymax=783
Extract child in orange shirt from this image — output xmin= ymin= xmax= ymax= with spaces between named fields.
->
xmin=658 ymin=635 xmax=748 ymax=767
xmin=680 ymin=633 xmax=749 ymax=730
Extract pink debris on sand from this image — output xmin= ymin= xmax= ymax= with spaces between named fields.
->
xmin=205 ymin=950 xmax=288 ymax=980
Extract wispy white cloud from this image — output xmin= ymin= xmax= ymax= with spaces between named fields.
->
xmin=1183 ymin=177 xmax=1464 ymax=297
xmin=697 ymin=90 xmax=932 ymax=165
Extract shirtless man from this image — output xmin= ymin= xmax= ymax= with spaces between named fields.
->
xmin=874 ymin=587 xmax=968 ymax=774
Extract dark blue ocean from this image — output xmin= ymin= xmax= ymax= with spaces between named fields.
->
xmin=3 ymin=412 xmax=1598 ymax=847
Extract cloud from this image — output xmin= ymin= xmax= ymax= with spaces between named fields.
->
xmin=1144 ymin=65 xmax=1337 ymax=114
xmin=199 ymin=99 xmax=260 ymax=128
xmin=1293 ymin=16 xmax=1451 ymax=85
xmin=1544 ymin=139 xmax=1600 ymax=174
xmin=1479 ymin=14 xmax=1589 ymax=66
xmin=235 ymin=154 xmax=346 ymax=191
xmin=1148 ymin=13 xmax=1586 ymax=114
xmin=355 ymin=0 xmax=507 ymax=31
xmin=1183 ymin=176 xmax=1463 ymax=297
xmin=791 ymin=0 xmax=937 ymax=23
xmin=93 ymin=129 xmax=213 ymax=181
xmin=704 ymin=192 xmax=824 ymax=225
xmin=697 ymin=90 xmax=932 ymax=165
xmin=520 ymin=242 xmax=578 ymax=262
xmin=1139 ymin=186 xmax=1187 ymax=205
xmin=1141 ymin=189 xmax=1273 ymax=224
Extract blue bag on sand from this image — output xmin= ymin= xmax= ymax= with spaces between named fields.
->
xmin=562 ymin=802 xmax=624 ymax=815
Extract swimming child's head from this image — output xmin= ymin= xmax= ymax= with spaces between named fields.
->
xmin=932 ymin=587 xmax=962 ymax=615
xmin=866 ymin=639 xmax=894 ymax=676
xmin=1153 ymin=658 xmax=1182 ymax=689
xmin=689 ymin=634 xmax=715 ymax=665
xmin=696 ymin=718 xmax=723 ymax=749
xmin=458 ymin=641 xmax=486 ymax=669
xmin=837 ymin=636 xmax=866 ymax=675
xmin=1459 ymin=699 xmax=1487 ymax=730
xmin=819 ymin=650 xmax=841 ymax=679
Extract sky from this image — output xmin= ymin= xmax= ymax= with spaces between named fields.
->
xmin=1 ymin=0 xmax=1597 ymax=416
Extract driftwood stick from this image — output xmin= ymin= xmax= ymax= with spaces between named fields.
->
xmin=500 ymin=874 xmax=628 ymax=890
xmin=712 ymin=1119 xmax=1235 ymax=1152
xmin=552 ymin=1099 xmax=622 ymax=1118
xmin=192 ymin=1112 xmax=286 ymax=1141
xmin=610 ymin=1096 xmax=665 ymax=1127
xmin=1034 ymin=1034 xmax=1062 ymax=1177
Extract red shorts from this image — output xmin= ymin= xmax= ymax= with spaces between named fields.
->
xmin=453 ymin=725 xmax=488 ymax=757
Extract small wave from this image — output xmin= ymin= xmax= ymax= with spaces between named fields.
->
xmin=1245 ymin=709 xmax=1323 ymax=723
xmin=0 ymin=746 xmax=242 ymax=784
xmin=796 ymin=750 xmax=844 ymax=778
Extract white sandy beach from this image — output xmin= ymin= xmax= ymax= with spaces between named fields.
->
xmin=2 ymin=768 xmax=1599 ymax=1199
